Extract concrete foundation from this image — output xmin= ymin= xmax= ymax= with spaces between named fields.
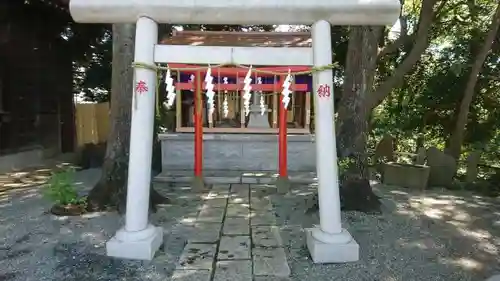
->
xmin=306 ymin=228 xmax=359 ymax=263
xmin=382 ymin=162 xmax=430 ymax=190
xmin=160 ymin=133 xmax=315 ymax=172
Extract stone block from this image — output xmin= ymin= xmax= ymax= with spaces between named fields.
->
xmin=485 ymin=275 xmax=500 ymax=281
xmin=226 ymin=203 xmax=250 ymax=217
xmin=197 ymin=205 xmax=225 ymax=223
xmin=206 ymin=176 xmax=241 ymax=184
xmin=160 ymin=133 xmax=316 ymax=172
xmin=250 ymin=211 xmax=277 ymax=226
xmin=250 ymin=198 xmax=273 ymax=211
xmin=254 ymin=277 xmax=291 ymax=281
xmin=188 ymin=223 xmax=222 ymax=243
xmin=203 ymin=198 xmax=228 ymax=208
xmin=229 ymin=194 xmax=250 ymax=204
xmin=177 ymin=243 xmax=217 ymax=270
xmin=383 ymin=162 xmax=430 ymax=190
xmin=223 ymin=217 xmax=250 ymax=235
xmin=218 ymin=236 xmax=251 ymax=260
xmin=426 ymin=146 xmax=457 ymax=187
xmin=171 ymin=270 xmax=211 ymax=281
xmin=230 ymin=183 xmax=250 ymax=194
xmin=252 ymin=226 xmax=283 ymax=247
xmin=203 ymin=190 xmax=231 ymax=200
xmin=213 ymin=260 xmax=252 ymax=281
xmin=253 ymin=247 xmax=290 ymax=277
xmin=305 ymin=228 xmax=359 ymax=263
xmin=212 ymin=184 xmax=231 ymax=192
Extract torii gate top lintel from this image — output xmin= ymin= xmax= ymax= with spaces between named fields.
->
xmin=69 ymin=0 xmax=400 ymax=25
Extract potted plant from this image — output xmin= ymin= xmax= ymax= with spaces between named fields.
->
xmin=43 ymin=167 xmax=87 ymax=216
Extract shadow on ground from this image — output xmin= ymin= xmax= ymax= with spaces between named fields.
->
xmin=271 ymin=183 xmax=500 ymax=281
xmin=0 ymin=169 xmax=207 ymax=281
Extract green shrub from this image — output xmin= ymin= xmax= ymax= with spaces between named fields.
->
xmin=43 ymin=168 xmax=85 ymax=206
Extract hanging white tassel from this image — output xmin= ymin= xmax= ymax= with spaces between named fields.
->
xmin=189 ymin=74 xmax=195 ymax=92
xmin=223 ymin=77 xmax=229 ymax=118
xmin=164 ymin=69 xmax=176 ymax=109
xmin=260 ymin=95 xmax=266 ymax=115
xmin=204 ymin=67 xmax=215 ymax=116
xmin=242 ymin=68 xmax=253 ymax=116
xmin=257 ymin=77 xmax=266 ymax=115
xmin=281 ymin=70 xmax=292 ymax=109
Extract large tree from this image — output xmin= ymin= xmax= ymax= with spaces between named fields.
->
xmin=337 ymin=0 xmax=441 ymax=184
xmin=86 ymin=23 xmax=168 ymax=213
xmin=447 ymin=2 xmax=500 ymax=159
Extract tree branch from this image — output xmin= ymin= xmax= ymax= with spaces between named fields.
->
xmin=366 ymin=0 xmax=439 ymax=111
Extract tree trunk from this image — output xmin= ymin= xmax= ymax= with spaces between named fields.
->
xmin=447 ymin=3 xmax=500 ymax=159
xmin=337 ymin=26 xmax=380 ymax=180
xmin=365 ymin=0 xmax=439 ymax=111
xmin=336 ymin=26 xmax=383 ymax=213
xmin=87 ymin=23 xmax=168 ymax=213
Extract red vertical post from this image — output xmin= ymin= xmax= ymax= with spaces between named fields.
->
xmin=194 ymin=72 xmax=203 ymax=178
xmin=278 ymin=75 xmax=288 ymax=179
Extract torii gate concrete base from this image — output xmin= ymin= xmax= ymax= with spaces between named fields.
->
xmin=69 ymin=0 xmax=400 ymax=263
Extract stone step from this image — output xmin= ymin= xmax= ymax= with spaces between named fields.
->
xmin=154 ymin=170 xmax=317 ymax=184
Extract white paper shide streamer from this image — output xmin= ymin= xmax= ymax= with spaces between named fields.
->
xmin=222 ymin=77 xmax=229 ymax=118
xmin=164 ymin=69 xmax=176 ymax=109
xmin=242 ymin=68 xmax=252 ymax=116
xmin=257 ymin=77 xmax=266 ymax=115
xmin=189 ymin=74 xmax=195 ymax=92
xmin=281 ymin=70 xmax=292 ymax=108
xmin=204 ymin=67 xmax=215 ymax=116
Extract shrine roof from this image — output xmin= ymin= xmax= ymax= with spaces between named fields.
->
xmin=161 ymin=31 xmax=312 ymax=48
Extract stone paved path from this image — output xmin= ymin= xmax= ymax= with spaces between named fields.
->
xmin=171 ymin=184 xmax=291 ymax=281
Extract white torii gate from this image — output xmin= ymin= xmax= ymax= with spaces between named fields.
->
xmin=69 ymin=0 xmax=400 ymax=263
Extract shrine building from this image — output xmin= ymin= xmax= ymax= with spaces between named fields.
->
xmin=159 ymin=30 xmax=319 ymax=176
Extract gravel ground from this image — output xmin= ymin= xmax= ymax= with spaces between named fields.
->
xmin=271 ymin=183 xmax=500 ymax=281
xmin=2 ymin=169 xmax=500 ymax=281
xmin=0 ymin=168 xmax=204 ymax=281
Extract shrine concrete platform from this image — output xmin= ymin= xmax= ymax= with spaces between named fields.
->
xmin=154 ymin=170 xmax=317 ymax=184
xmin=159 ymin=133 xmax=316 ymax=173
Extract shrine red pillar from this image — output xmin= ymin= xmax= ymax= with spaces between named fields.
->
xmin=276 ymin=75 xmax=291 ymax=194
xmin=192 ymin=71 xmax=205 ymax=191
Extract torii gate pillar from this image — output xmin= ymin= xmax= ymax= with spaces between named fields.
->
xmin=69 ymin=0 xmax=400 ymax=262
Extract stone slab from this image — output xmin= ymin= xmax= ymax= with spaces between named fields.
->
xmin=223 ymin=217 xmax=250 ymax=235
xmin=212 ymin=184 xmax=231 ymax=192
xmin=171 ymin=270 xmax=212 ymax=281
xmin=206 ymin=176 xmax=242 ymax=184
xmin=213 ymin=260 xmax=252 ymax=281
xmin=252 ymin=226 xmax=283 ymax=247
xmin=254 ymin=277 xmax=292 ymax=281
xmin=250 ymin=211 xmax=276 ymax=226
xmin=228 ymin=194 xmax=249 ymax=204
xmin=305 ymin=228 xmax=359 ymax=263
xmin=218 ymin=236 xmax=251 ymax=260
xmin=226 ymin=203 xmax=250 ymax=218
xmin=204 ymin=190 xmax=231 ymax=199
xmin=197 ymin=205 xmax=225 ymax=223
xmin=486 ymin=275 xmax=500 ymax=281
xmin=250 ymin=197 xmax=273 ymax=211
xmin=188 ymin=223 xmax=222 ymax=243
xmin=177 ymin=243 xmax=217 ymax=270
xmin=230 ymin=183 xmax=250 ymax=194
xmin=203 ymin=198 xmax=228 ymax=208
xmin=242 ymin=176 xmax=275 ymax=184
xmin=154 ymin=171 xmax=319 ymax=185
xmin=253 ymin=247 xmax=291 ymax=277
